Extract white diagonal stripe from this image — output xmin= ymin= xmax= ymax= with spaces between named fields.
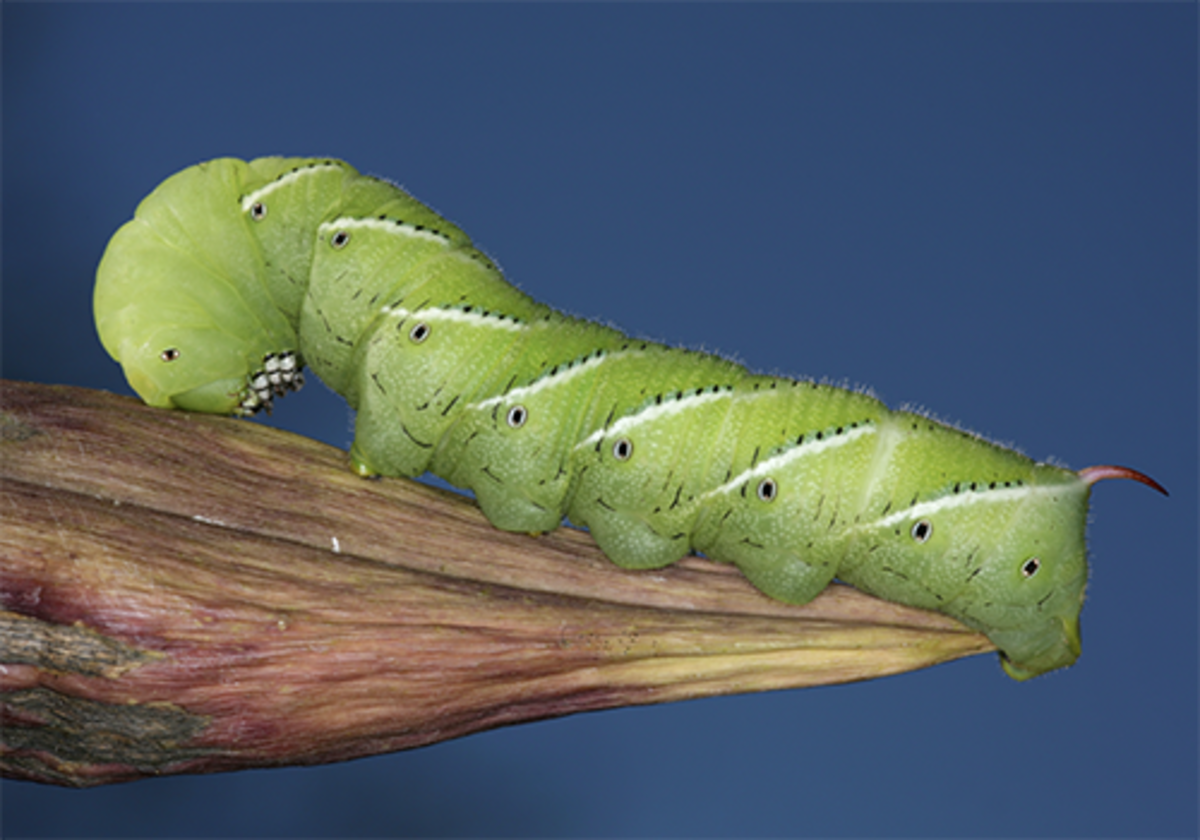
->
xmin=698 ymin=423 xmax=877 ymax=501
xmin=575 ymin=388 xmax=733 ymax=450
xmin=473 ymin=350 xmax=628 ymax=411
xmin=867 ymin=482 xmax=1074 ymax=531
xmin=382 ymin=305 xmax=526 ymax=332
xmin=239 ymin=162 xmax=345 ymax=212
xmin=318 ymin=217 xmax=450 ymax=245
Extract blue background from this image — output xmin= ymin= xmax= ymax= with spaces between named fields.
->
xmin=3 ymin=4 xmax=1195 ymax=837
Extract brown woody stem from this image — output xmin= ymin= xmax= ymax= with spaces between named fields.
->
xmin=0 ymin=380 xmax=994 ymax=787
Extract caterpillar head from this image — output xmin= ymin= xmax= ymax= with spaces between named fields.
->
xmin=92 ymin=298 xmax=297 ymax=415
xmin=94 ymin=157 xmax=320 ymax=415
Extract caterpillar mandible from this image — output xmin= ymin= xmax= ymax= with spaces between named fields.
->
xmin=93 ymin=156 xmax=1166 ymax=680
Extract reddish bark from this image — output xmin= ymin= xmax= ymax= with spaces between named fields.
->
xmin=0 ymin=380 xmax=993 ymax=786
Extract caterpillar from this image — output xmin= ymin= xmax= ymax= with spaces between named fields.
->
xmin=94 ymin=156 xmax=1165 ymax=680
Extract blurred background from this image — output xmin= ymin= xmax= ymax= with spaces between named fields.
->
xmin=3 ymin=4 xmax=1195 ymax=837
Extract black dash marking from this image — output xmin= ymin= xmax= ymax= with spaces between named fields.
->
xmin=401 ymin=423 xmax=433 ymax=449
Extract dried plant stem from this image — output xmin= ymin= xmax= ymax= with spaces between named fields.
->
xmin=0 ymin=380 xmax=993 ymax=787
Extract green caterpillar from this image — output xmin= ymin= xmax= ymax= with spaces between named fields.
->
xmin=94 ymin=156 xmax=1165 ymax=680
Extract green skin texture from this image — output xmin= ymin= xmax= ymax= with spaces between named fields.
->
xmin=95 ymin=157 xmax=1092 ymax=680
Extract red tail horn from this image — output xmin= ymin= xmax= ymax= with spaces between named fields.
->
xmin=1078 ymin=465 xmax=1168 ymax=496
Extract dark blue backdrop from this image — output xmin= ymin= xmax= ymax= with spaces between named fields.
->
xmin=3 ymin=4 xmax=1195 ymax=837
